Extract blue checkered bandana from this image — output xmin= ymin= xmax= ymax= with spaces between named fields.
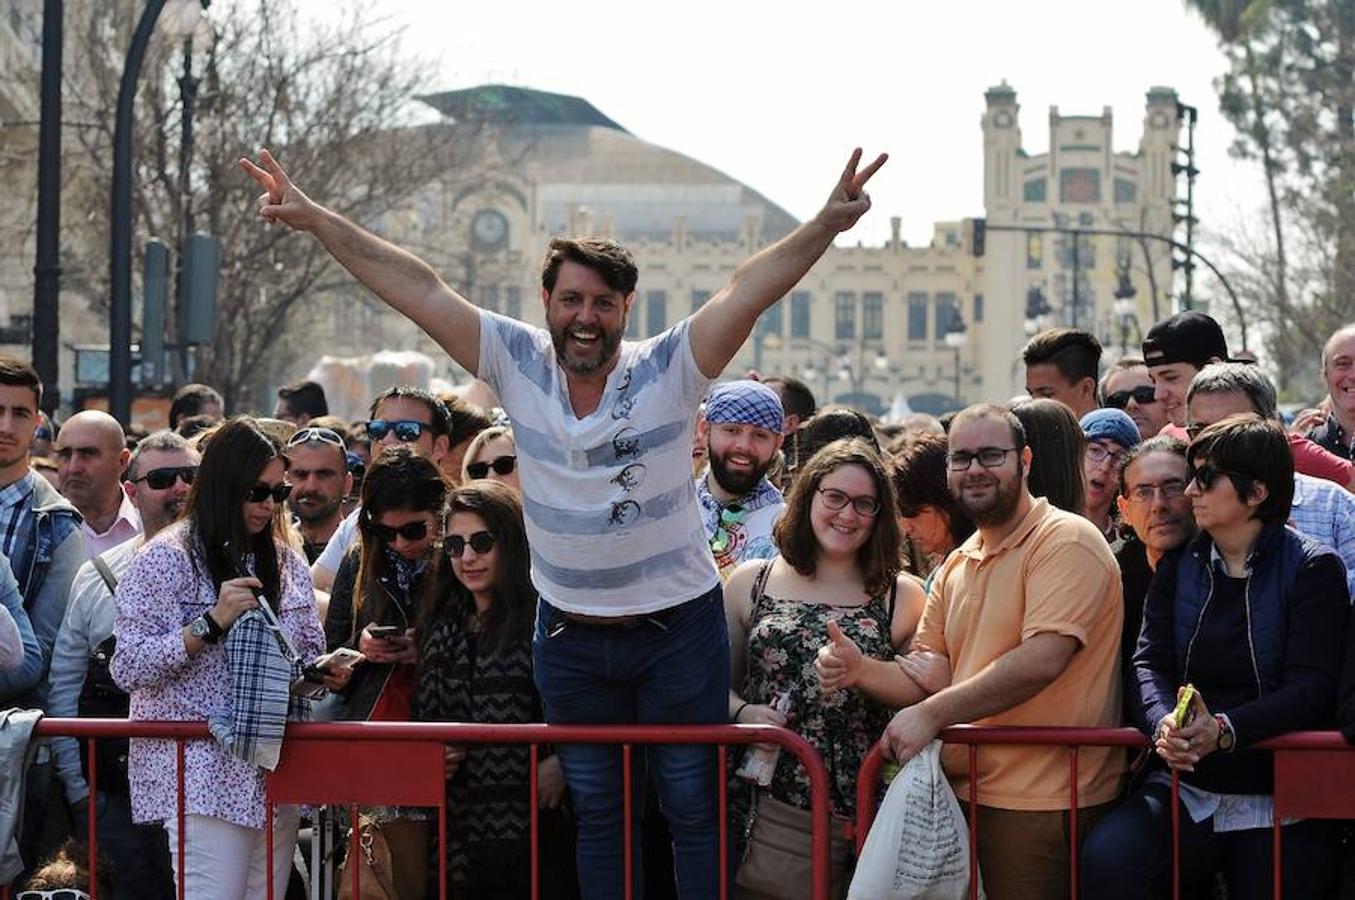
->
xmin=704 ymin=381 xmax=784 ymax=434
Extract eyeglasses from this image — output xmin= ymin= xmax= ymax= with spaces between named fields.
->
xmin=369 ymin=519 xmax=429 ymax=542
xmin=710 ymin=504 xmax=747 ymax=555
xmin=1085 ymin=443 xmax=1128 ymax=467
xmin=445 ymin=530 xmax=497 ymax=557
xmin=287 ymin=426 xmax=346 ymax=451
xmin=1125 ymin=479 xmax=1188 ymax=503
xmin=365 ymin=419 xmax=429 ymax=443
xmin=17 ymin=890 xmax=91 ymax=900
xmin=1187 ymin=462 xmax=1250 ymax=492
xmin=816 ymin=487 xmax=880 ymax=517
xmin=245 ymin=482 xmax=292 ymax=504
xmin=947 ymin=447 xmax=1017 ymax=472
xmin=1104 ymin=386 xmax=1158 ymax=409
xmin=131 ymin=465 xmax=197 ymax=490
xmin=466 ymin=455 xmax=517 ymax=480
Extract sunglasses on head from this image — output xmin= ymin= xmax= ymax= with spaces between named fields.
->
xmin=369 ymin=519 xmax=430 ymax=542
xmin=365 ymin=419 xmax=428 ymax=443
xmin=132 ymin=465 xmax=197 ymax=490
xmin=17 ymin=891 xmax=91 ymax=900
xmin=245 ymin=482 xmax=292 ymax=504
xmin=446 ymin=530 xmax=497 ymax=558
xmin=466 ymin=455 xmax=517 ymax=480
xmin=1104 ymin=385 xmax=1158 ymax=409
xmin=287 ymin=426 xmax=346 ymax=450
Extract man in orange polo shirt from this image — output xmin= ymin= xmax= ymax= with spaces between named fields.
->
xmin=818 ymin=402 xmax=1124 ymax=900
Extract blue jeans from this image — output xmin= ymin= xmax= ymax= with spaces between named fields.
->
xmin=534 ymin=586 xmax=729 ymax=900
xmin=1080 ymin=779 xmax=1338 ymax=899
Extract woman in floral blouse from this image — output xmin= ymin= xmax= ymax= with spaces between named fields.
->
xmin=725 ymin=438 xmax=925 ymax=899
xmin=111 ymin=418 xmax=327 ymax=900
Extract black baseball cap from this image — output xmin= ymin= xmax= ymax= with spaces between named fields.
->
xmin=1142 ymin=311 xmax=1231 ymax=369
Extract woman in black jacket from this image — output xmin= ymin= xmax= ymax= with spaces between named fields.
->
xmin=324 ymin=446 xmax=449 ymax=900
xmin=1082 ymin=414 xmax=1349 ymax=899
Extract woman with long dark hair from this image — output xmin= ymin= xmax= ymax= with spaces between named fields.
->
xmin=1012 ymin=397 xmax=1087 ymax=515
xmin=725 ymin=438 xmax=924 ymax=898
xmin=111 ymin=417 xmax=327 ymax=900
xmin=324 ymin=445 xmax=449 ymax=900
xmin=414 ymin=481 xmax=573 ymax=898
xmin=890 ymin=432 xmax=976 ymax=583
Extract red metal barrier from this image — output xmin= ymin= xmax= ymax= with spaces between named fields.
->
xmin=854 ymin=725 xmax=1355 ymax=900
xmin=7 ymin=719 xmax=836 ymax=900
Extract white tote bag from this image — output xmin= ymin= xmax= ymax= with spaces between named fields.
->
xmin=847 ymin=740 xmax=984 ymax=900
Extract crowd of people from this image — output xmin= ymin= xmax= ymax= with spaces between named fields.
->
xmin=3 ymin=144 xmax=1355 ymax=900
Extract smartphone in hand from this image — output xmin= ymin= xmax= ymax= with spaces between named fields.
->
xmin=1172 ymin=684 xmax=1199 ymax=728
xmin=367 ymin=625 xmax=404 ymax=641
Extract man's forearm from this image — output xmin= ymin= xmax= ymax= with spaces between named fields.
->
xmin=311 ymin=207 xmax=447 ymax=320
xmin=854 ymin=656 xmax=929 ymax=708
xmin=921 ymin=635 xmax=1075 ymax=729
xmin=725 ymin=219 xmax=836 ymax=321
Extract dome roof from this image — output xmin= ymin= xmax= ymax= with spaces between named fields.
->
xmin=418 ymin=85 xmax=800 ymax=242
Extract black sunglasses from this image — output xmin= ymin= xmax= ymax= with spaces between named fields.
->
xmin=1187 ymin=461 xmax=1250 ymax=492
xmin=370 ymin=519 xmax=429 ymax=542
xmin=365 ymin=419 xmax=428 ymax=442
xmin=132 ymin=465 xmax=197 ymax=490
xmin=1104 ymin=385 xmax=1157 ymax=409
xmin=287 ymin=426 xmax=346 ymax=450
xmin=446 ymin=530 xmax=497 ymax=558
xmin=245 ymin=482 xmax=293 ymax=504
xmin=466 ymin=455 xmax=517 ymax=480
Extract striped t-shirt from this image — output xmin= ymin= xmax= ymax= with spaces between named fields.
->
xmin=477 ymin=311 xmax=719 ymax=615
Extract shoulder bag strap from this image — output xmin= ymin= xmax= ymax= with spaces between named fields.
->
xmin=750 ymin=559 xmax=774 ymax=606
xmin=91 ymin=556 xmax=119 ymax=595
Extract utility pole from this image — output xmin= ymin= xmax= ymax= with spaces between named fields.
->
xmin=1172 ymin=103 xmax=1200 ymax=309
xmin=32 ymin=0 xmax=63 ymax=414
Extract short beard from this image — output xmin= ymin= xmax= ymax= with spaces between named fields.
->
xmin=290 ymin=495 xmax=342 ymax=525
xmin=550 ymin=321 xmax=624 ymax=376
xmin=709 ymin=446 xmax=772 ymax=497
xmin=955 ymin=463 xmax=1025 ymax=527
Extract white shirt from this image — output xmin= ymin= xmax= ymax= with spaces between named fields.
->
xmin=314 ymin=507 xmax=360 ymax=577
xmin=477 ymin=311 xmax=718 ymax=615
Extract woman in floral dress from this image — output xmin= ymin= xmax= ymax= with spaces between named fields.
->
xmin=725 ymin=438 xmax=926 ymax=899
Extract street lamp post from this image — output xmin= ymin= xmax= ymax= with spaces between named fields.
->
xmin=944 ymin=314 xmax=968 ymax=407
xmin=33 ymin=0 xmax=63 ymax=414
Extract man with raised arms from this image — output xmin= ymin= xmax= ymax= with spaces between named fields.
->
xmin=241 ymin=146 xmax=885 ymax=899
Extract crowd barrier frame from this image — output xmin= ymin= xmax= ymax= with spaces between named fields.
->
xmin=854 ymin=725 xmax=1355 ymax=900
xmin=1 ymin=719 xmax=835 ymax=900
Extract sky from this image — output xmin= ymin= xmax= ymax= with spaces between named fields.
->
xmin=293 ymin=0 xmax=1263 ymax=251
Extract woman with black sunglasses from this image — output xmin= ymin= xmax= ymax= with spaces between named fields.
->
xmin=110 ymin=417 xmax=328 ymax=900
xmin=414 ymin=481 xmax=577 ymax=899
xmin=1081 ymin=414 xmax=1348 ymax=898
xmin=322 ymin=445 xmax=449 ymax=899
xmin=461 ymin=425 xmax=520 ymax=491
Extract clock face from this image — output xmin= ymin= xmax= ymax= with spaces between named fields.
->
xmin=993 ymin=110 xmax=1013 ymax=128
xmin=1150 ymin=110 xmax=1170 ymax=129
xmin=471 ymin=209 xmax=509 ymax=249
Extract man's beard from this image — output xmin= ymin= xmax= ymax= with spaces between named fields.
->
xmin=290 ymin=494 xmax=342 ymax=525
xmin=709 ymin=445 xmax=773 ymax=497
xmin=143 ymin=497 xmax=187 ymax=535
xmin=549 ymin=320 xmax=624 ymax=375
xmin=954 ymin=464 xmax=1024 ymax=527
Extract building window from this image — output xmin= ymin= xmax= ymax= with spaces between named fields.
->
xmin=935 ymin=293 xmax=959 ymax=340
xmin=862 ymin=292 xmax=884 ymax=340
xmin=1059 ymin=168 xmax=1101 ymax=203
xmin=1114 ymin=178 xmax=1137 ymax=203
xmin=505 ymin=287 xmax=521 ymax=321
xmin=477 ymin=286 xmax=499 ymax=313
xmin=1027 ymin=233 xmax=1043 ymax=269
xmin=646 ymin=291 xmax=667 ymax=337
xmin=907 ymin=292 xmax=928 ymax=341
xmin=973 ymin=294 xmax=984 ymax=323
xmin=757 ymin=301 xmax=784 ymax=337
xmin=691 ymin=289 xmax=711 ymax=313
xmin=1023 ymin=178 xmax=1047 ymax=202
xmin=834 ymin=292 xmax=856 ymax=340
xmin=791 ymin=291 xmax=811 ymax=338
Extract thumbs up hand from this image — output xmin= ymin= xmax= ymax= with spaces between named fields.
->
xmin=816 ymin=619 xmax=865 ymax=694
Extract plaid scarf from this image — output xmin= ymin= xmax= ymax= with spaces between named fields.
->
xmin=207 ymin=606 xmax=309 ymax=771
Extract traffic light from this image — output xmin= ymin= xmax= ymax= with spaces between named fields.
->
xmin=141 ymin=240 xmax=169 ymax=385
xmin=971 ymin=218 xmax=987 ymax=257
xmin=179 ymin=233 xmax=221 ymax=345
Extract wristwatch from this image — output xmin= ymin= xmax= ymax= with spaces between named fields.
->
xmin=190 ymin=611 xmax=224 ymax=644
xmin=1215 ymin=714 xmax=1235 ymax=752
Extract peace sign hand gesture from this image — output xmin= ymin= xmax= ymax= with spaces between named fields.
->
xmin=238 ymin=149 xmax=322 ymax=232
xmin=813 ymin=148 xmax=888 ymax=235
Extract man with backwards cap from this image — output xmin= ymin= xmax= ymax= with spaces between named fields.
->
xmin=1079 ymin=408 xmax=1141 ymax=547
xmin=695 ymin=381 xmax=786 ymax=578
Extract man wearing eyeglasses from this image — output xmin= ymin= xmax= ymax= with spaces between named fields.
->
xmin=48 ymin=430 xmax=198 ymax=900
xmin=1186 ymin=362 xmax=1355 ymax=598
xmin=283 ymin=427 xmax=352 ymax=565
xmin=1100 ymin=358 xmax=1168 ymax=439
xmin=53 ymin=411 xmax=140 ymax=560
xmin=310 ymin=386 xmax=450 ymax=591
xmin=695 ymin=381 xmax=785 ymax=579
xmin=818 ymin=403 xmax=1124 ymax=898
